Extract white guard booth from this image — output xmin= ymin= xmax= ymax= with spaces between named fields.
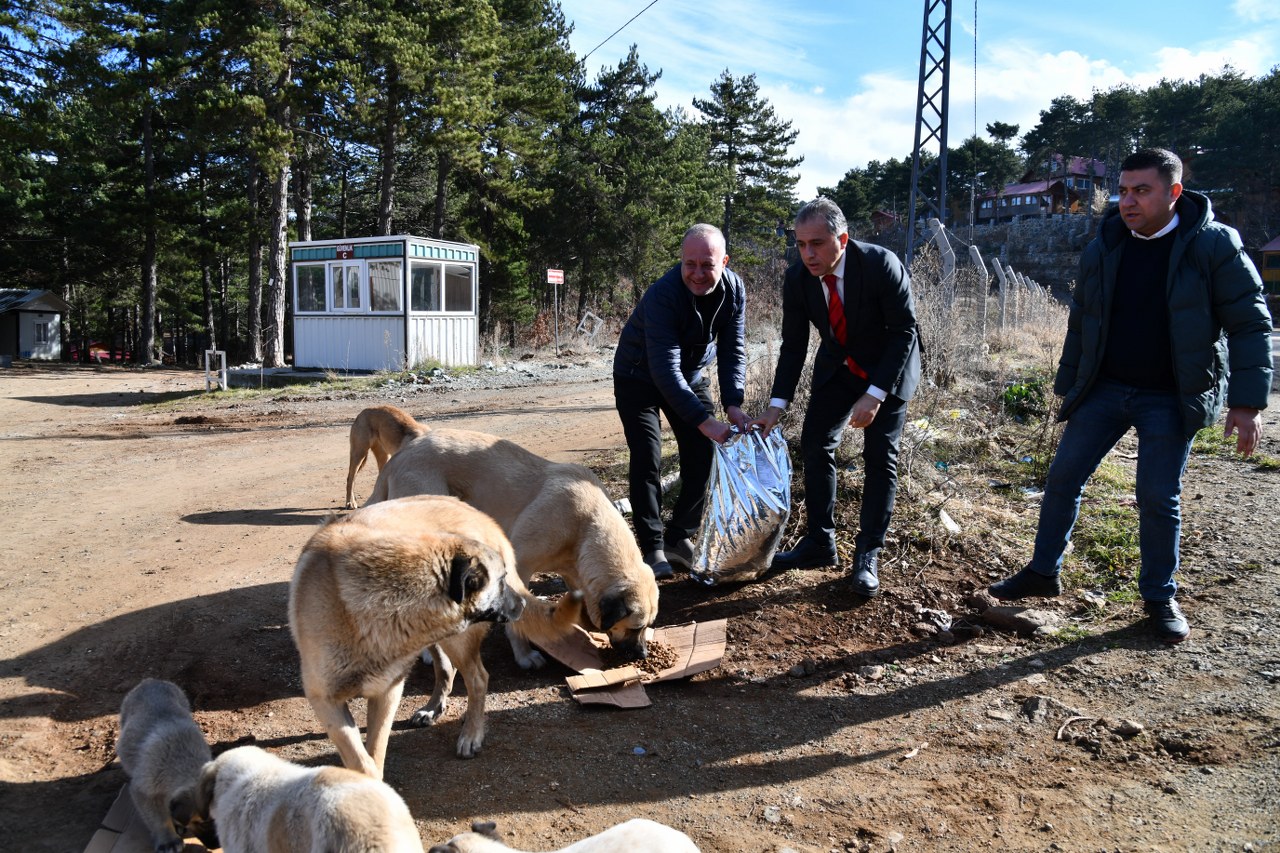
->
xmin=289 ymin=235 xmax=480 ymax=371
xmin=0 ymin=289 xmax=70 ymax=362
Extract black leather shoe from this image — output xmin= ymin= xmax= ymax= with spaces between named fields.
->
xmin=850 ymin=550 xmax=881 ymax=597
xmin=988 ymin=566 xmax=1062 ymax=601
xmin=771 ymin=537 xmax=837 ymax=571
xmin=1143 ymin=599 xmax=1190 ymax=644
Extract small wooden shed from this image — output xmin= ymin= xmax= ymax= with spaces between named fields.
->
xmin=289 ymin=234 xmax=480 ymax=371
xmin=0 ymin=288 xmax=70 ymax=362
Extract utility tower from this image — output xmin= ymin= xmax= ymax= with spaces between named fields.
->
xmin=906 ymin=0 xmax=953 ymax=260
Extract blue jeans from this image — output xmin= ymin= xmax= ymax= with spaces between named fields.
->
xmin=1029 ymin=379 xmax=1193 ymax=602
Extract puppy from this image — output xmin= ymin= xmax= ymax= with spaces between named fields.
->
xmin=116 ymin=678 xmax=214 ymax=853
xmin=429 ymin=819 xmax=700 ymax=852
xmin=346 ymin=404 xmax=428 ymax=508
xmin=289 ymin=494 xmax=578 ymax=775
xmin=367 ymin=426 xmax=659 ymax=663
xmin=195 ymin=745 xmax=424 ymax=853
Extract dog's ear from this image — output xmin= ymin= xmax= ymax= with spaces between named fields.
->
xmin=596 ymin=591 xmax=632 ymax=632
xmin=447 ymin=553 xmax=483 ymax=604
xmin=169 ymin=786 xmax=199 ymax=830
xmin=193 ymin=758 xmax=218 ymax=821
xmin=471 ymin=820 xmax=502 ymax=839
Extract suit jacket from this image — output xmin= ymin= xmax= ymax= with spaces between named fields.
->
xmin=770 ymin=240 xmax=922 ymax=404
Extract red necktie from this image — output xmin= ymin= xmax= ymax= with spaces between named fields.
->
xmin=823 ymin=274 xmax=867 ymax=379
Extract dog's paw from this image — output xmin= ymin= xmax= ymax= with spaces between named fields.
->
xmin=154 ymin=839 xmax=185 ymax=853
xmin=408 ymin=705 xmax=444 ymax=727
xmin=455 ymin=733 xmax=483 ymax=759
xmin=515 ymin=649 xmax=547 ymax=670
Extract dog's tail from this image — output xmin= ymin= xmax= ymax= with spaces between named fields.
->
xmin=511 ymin=589 xmax=585 ymax=647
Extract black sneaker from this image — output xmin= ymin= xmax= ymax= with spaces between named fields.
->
xmin=988 ymin=566 xmax=1062 ymax=601
xmin=644 ymin=550 xmax=674 ymax=580
xmin=664 ymin=537 xmax=695 ymax=572
xmin=1143 ymin=599 xmax=1190 ymax=644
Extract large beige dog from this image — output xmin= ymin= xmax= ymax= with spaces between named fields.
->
xmin=289 ymin=495 xmax=580 ymax=776
xmin=116 ymin=678 xmax=215 ymax=853
xmin=195 ymin=745 xmax=424 ymax=853
xmin=367 ymin=426 xmax=659 ymax=663
xmin=346 ymin=404 xmax=428 ymax=508
xmin=429 ymin=819 xmax=700 ymax=852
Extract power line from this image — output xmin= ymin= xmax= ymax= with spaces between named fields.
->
xmin=577 ymin=0 xmax=666 ymax=66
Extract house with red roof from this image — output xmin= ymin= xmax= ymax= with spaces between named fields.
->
xmin=977 ymin=155 xmax=1107 ymax=224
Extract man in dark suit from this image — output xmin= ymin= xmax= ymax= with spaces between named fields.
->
xmin=750 ymin=197 xmax=922 ymax=596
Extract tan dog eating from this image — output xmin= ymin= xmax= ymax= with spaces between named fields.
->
xmin=289 ymin=495 xmax=578 ymax=776
xmin=195 ymin=745 xmax=424 ymax=852
xmin=367 ymin=426 xmax=660 ymax=663
xmin=345 ymin=404 xmax=428 ymax=508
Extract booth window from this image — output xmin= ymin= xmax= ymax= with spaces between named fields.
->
xmin=296 ymin=264 xmax=326 ymax=312
xmin=331 ymin=263 xmax=362 ymax=310
xmin=411 ymin=262 xmax=441 ymax=311
xmin=369 ymin=260 xmax=402 ymax=312
xmin=445 ymin=264 xmax=473 ymax=312
xmin=34 ymin=322 xmax=49 ymax=344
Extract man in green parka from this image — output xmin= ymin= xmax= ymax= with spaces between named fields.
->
xmin=988 ymin=148 xmax=1273 ymax=643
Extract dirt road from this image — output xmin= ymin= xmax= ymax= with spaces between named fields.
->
xmin=1 ymin=362 xmax=1277 ymax=853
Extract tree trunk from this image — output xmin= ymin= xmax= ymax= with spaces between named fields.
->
xmin=263 ymin=159 xmax=291 ymax=368
xmin=199 ymin=155 xmax=217 ymax=351
xmin=294 ymin=126 xmax=313 ymax=242
xmin=339 ymin=152 xmax=349 ymax=238
xmin=376 ymin=68 xmax=401 ymax=236
xmin=138 ymin=51 xmax=159 ymax=365
xmin=218 ymin=255 xmax=230 ymax=356
xmin=432 ymin=150 xmax=450 ymax=238
xmin=247 ymin=163 xmax=263 ymax=362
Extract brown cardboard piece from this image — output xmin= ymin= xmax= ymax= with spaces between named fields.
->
xmin=537 ymin=619 xmax=727 ymax=708
xmin=84 ymin=785 xmax=216 ymax=853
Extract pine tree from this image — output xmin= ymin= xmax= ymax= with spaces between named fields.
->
xmin=692 ymin=70 xmax=801 ymax=255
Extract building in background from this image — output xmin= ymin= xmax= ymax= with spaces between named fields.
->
xmin=288 ymin=235 xmax=480 ymax=371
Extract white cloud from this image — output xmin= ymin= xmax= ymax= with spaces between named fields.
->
xmin=761 ymin=75 xmax=919 ymax=198
xmin=1143 ymin=38 xmax=1276 ymax=83
xmin=1233 ymin=0 xmax=1280 ymax=23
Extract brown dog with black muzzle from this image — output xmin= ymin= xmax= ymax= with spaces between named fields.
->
xmin=289 ymin=495 xmax=581 ymax=776
xmin=366 ymin=426 xmax=659 ymax=666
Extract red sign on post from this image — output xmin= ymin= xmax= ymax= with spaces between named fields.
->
xmin=546 ymin=268 xmax=564 ymax=284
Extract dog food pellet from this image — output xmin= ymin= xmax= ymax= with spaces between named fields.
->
xmin=599 ymin=638 xmax=679 ymax=677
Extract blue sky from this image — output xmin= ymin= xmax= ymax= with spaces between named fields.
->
xmin=556 ymin=0 xmax=1280 ymax=197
